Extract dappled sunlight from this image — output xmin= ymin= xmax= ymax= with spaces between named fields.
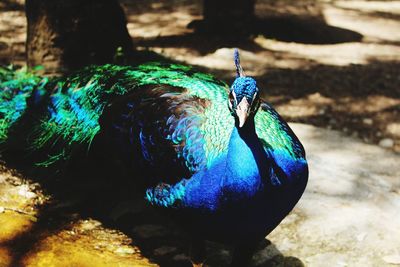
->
xmin=0 ymin=10 xmax=26 ymax=66
xmin=334 ymin=1 xmax=400 ymax=14
xmin=127 ymin=11 xmax=201 ymax=38
xmin=0 ymin=167 xmax=157 ymax=267
xmin=0 ymin=171 xmax=42 ymax=243
xmin=277 ymin=94 xmax=400 ymax=118
xmin=21 ymin=219 xmax=156 ymax=267
xmin=338 ymin=95 xmax=400 ymax=113
xmin=276 ymin=93 xmax=332 ymax=118
xmin=254 ymin=36 xmax=400 ymax=66
xmin=146 ymin=47 xmax=269 ymax=75
xmin=273 ymin=92 xmax=400 ymax=152
xmin=122 ymin=0 xmax=201 ymax=39
xmin=0 ymin=11 xmax=25 ymax=32
xmin=0 ymin=213 xmax=34 ymax=243
xmin=271 ymin=123 xmax=400 ymax=266
xmin=324 ymin=4 xmax=400 ymax=43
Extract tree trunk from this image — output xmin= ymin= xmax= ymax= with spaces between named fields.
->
xmin=26 ymin=0 xmax=133 ymax=74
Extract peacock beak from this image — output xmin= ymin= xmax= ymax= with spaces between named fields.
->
xmin=236 ymin=97 xmax=250 ymax=128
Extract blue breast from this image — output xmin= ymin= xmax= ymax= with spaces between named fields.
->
xmin=181 ymin=127 xmax=267 ymax=211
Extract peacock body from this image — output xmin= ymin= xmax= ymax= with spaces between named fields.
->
xmin=0 ymin=50 xmax=308 ymax=266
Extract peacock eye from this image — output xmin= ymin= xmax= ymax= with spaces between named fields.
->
xmin=250 ymin=93 xmax=260 ymax=113
xmin=228 ymin=91 xmax=237 ymax=110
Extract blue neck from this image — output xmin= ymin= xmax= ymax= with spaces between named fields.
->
xmin=224 ymin=118 xmax=272 ymax=197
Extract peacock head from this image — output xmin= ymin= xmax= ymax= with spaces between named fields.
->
xmin=228 ymin=49 xmax=260 ymax=128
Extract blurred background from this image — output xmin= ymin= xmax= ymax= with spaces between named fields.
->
xmin=0 ymin=1 xmax=399 ymax=266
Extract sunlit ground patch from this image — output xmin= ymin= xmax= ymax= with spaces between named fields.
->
xmin=0 ymin=212 xmax=34 ymax=243
xmin=0 ymin=172 xmax=40 ymax=243
xmin=21 ymin=219 xmax=157 ymax=267
xmin=0 ymin=167 xmax=157 ymax=266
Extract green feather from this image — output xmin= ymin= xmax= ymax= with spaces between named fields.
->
xmin=0 ymin=66 xmax=48 ymax=142
xmin=1 ymin=63 xmax=302 ymax=167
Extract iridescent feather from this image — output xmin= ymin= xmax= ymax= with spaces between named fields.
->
xmin=0 ymin=62 xmax=305 ymax=178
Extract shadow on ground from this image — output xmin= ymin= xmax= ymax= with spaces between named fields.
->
xmin=137 ymin=15 xmax=363 ymax=56
xmin=129 ymin=0 xmax=363 ymax=56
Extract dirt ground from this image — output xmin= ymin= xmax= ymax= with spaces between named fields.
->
xmin=1 ymin=0 xmax=400 ymax=152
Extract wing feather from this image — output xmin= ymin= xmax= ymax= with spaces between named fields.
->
xmin=255 ymin=101 xmax=307 ymax=182
xmin=255 ymin=102 xmax=305 ymax=159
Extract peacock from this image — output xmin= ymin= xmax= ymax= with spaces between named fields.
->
xmin=0 ymin=49 xmax=308 ymax=266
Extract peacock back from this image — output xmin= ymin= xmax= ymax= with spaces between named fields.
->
xmin=0 ymin=62 xmax=305 ymax=183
